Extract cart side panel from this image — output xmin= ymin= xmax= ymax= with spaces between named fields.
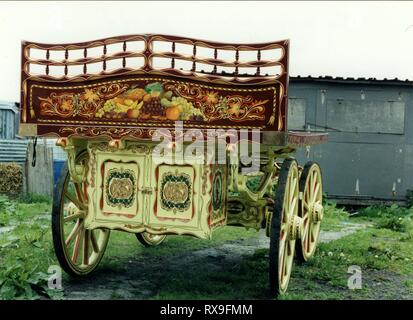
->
xmin=85 ymin=141 xmax=227 ymax=239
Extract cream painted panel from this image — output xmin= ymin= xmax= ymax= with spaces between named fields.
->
xmin=149 ymin=163 xmax=201 ymax=230
xmin=85 ymin=145 xmax=146 ymax=229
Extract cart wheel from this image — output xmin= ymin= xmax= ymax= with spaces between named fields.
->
xmin=136 ymin=232 xmax=167 ymax=247
xmin=269 ymin=158 xmax=300 ymax=296
xmin=296 ymin=162 xmax=323 ymax=262
xmin=52 ymin=160 xmax=110 ymax=276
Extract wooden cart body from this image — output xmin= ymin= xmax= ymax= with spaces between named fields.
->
xmin=19 ymin=34 xmax=327 ymax=295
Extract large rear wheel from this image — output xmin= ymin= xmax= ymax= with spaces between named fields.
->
xmin=269 ymin=158 xmax=300 ymax=296
xmin=52 ymin=158 xmax=110 ymax=276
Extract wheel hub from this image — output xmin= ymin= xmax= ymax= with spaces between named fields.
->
xmin=67 ymin=203 xmax=78 ymax=215
xmin=287 ymin=215 xmax=303 ymax=240
xmin=309 ymin=202 xmax=324 ymax=222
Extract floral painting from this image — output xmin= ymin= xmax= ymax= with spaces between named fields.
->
xmin=37 ymin=80 xmax=270 ymax=123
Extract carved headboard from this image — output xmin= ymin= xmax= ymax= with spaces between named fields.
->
xmin=20 ymin=34 xmax=289 ymax=140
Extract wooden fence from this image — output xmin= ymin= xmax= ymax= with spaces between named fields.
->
xmin=26 ymin=139 xmax=54 ymax=197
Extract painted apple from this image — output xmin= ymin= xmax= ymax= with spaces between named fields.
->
xmin=165 ymin=106 xmax=180 ymax=121
xmin=127 ymin=108 xmax=139 ymax=119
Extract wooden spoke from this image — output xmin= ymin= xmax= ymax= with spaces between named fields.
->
xmin=74 ymin=183 xmax=85 ymax=205
xmin=71 ymin=230 xmax=83 ymax=264
xmin=64 ymin=190 xmax=83 ymax=210
xmin=303 ymin=200 xmax=309 ymax=211
xmin=65 ymin=220 xmax=82 ymax=246
xmin=296 ymin=162 xmax=323 ymax=262
xmin=74 ymin=182 xmax=89 ymax=208
xmin=313 ymin=184 xmax=320 ymax=201
xmin=64 ymin=211 xmax=84 ymax=223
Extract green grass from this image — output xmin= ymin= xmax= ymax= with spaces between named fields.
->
xmin=0 ymin=194 xmax=413 ymax=300
xmin=277 ymin=204 xmax=413 ymax=299
xmin=148 ymin=203 xmax=413 ymax=300
xmin=321 ymin=201 xmax=351 ymax=231
xmin=18 ymin=193 xmax=52 ymax=205
xmin=355 ymin=204 xmax=413 ymax=233
xmin=149 ymin=225 xmax=413 ymax=299
xmin=102 ymin=226 xmax=258 ymax=273
xmin=0 ymin=197 xmax=61 ymax=299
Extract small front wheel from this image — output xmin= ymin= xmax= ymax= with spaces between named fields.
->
xmin=296 ymin=161 xmax=323 ymax=262
xmin=136 ymin=232 xmax=167 ymax=247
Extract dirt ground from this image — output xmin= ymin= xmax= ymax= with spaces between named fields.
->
xmin=64 ymin=232 xmax=271 ymax=300
xmin=61 ymin=222 xmax=413 ymax=300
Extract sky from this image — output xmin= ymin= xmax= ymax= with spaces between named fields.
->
xmin=0 ymin=1 xmax=413 ymax=102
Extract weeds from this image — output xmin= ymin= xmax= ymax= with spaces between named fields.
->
xmin=357 ymin=204 xmax=413 ymax=233
xmin=321 ymin=201 xmax=350 ymax=231
xmin=0 ymin=196 xmax=60 ymax=300
xmin=0 ymin=261 xmax=63 ymax=300
xmin=18 ymin=193 xmax=52 ymax=204
xmin=0 ymin=195 xmax=17 ymax=226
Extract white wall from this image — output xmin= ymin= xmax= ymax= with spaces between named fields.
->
xmin=1 ymin=1 xmax=413 ymax=102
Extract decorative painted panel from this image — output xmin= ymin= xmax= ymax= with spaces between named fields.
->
xmin=160 ymin=172 xmax=192 ymax=213
xmin=85 ymin=142 xmax=146 ymax=228
xmin=154 ymin=165 xmax=195 ymax=221
xmin=209 ymin=164 xmax=227 ymax=228
xmin=34 ymin=80 xmax=272 ymax=124
xmin=102 ymin=162 xmax=138 ymax=216
xmin=25 ymin=77 xmax=279 ymax=141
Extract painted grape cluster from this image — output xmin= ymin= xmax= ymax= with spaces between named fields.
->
xmin=95 ymin=82 xmax=207 ymax=121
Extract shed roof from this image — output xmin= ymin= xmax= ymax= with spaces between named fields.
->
xmin=290 ymin=75 xmax=413 ymax=86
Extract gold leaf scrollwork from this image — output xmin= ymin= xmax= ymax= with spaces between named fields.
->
xmin=39 ymin=83 xmax=129 ymax=119
xmin=168 ymin=82 xmax=267 ymax=122
xmin=37 ymin=79 xmax=271 ymax=124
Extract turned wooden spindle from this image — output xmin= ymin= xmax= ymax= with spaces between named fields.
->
xmin=27 ymin=48 xmax=30 ymax=74
xmin=103 ymin=44 xmax=107 ymax=71
xmin=235 ymin=49 xmax=239 ymax=76
xmin=83 ymin=48 xmax=87 ymax=74
xmin=64 ymin=49 xmax=68 ymax=76
xmin=45 ymin=49 xmax=50 ymax=75
xmin=171 ymin=42 xmax=175 ymax=69
xmin=122 ymin=41 xmax=126 ymax=68
xmin=256 ymin=49 xmax=261 ymax=76
xmin=191 ymin=44 xmax=196 ymax=72
xmin=213 ymin=48 xmax=217 ymax=74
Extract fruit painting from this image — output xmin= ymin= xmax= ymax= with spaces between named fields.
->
xmin=37 ymin=79 xmax=269 ymax=123
xmin=95 ymin=82 xmax=206 ymax=121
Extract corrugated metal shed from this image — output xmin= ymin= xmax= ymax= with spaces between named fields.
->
xmin=0 ymin=139 xmax=28 ymax=165
xmin=0 ymin=101 xmax=28 ymax=165
xmin=289 ymin=76 xmax=413 ymax=205
xmin=291 ymin=75 xmax=413 ymax=86
xmin=0 ymin=101 xmax=20 ymax=140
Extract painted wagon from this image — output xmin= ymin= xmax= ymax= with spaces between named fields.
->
xmin=19 ymin=34 xmax=327 ymax=295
